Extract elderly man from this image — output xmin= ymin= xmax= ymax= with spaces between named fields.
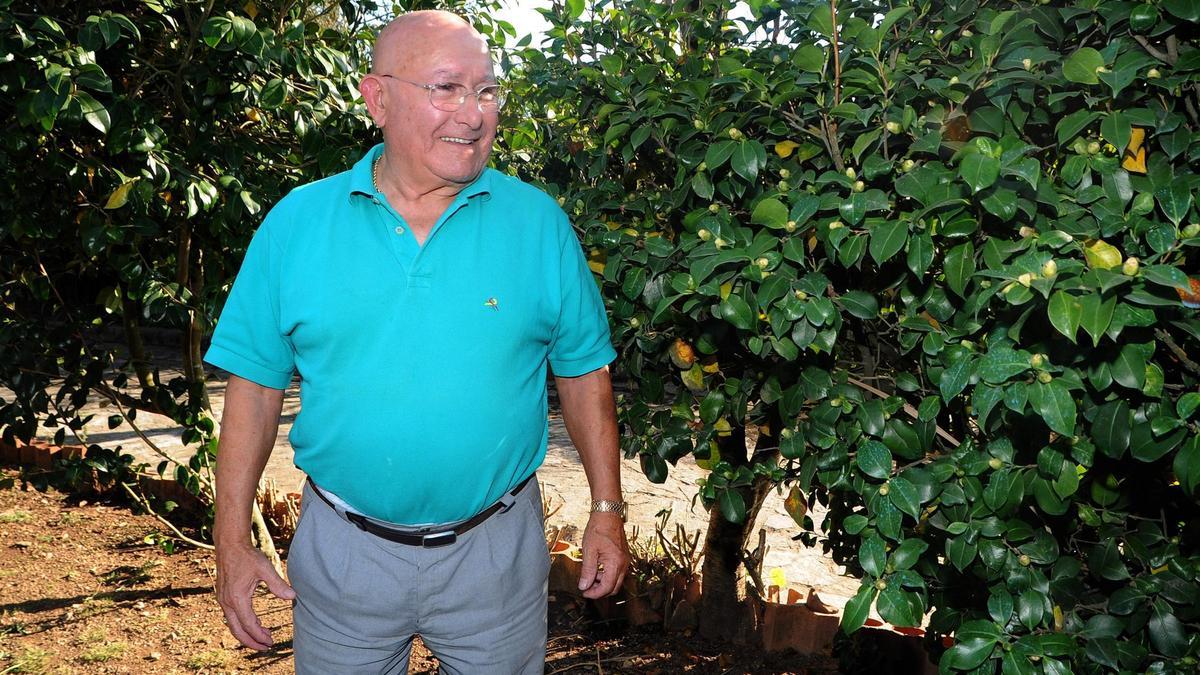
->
xmin=206 ymin=10 xmax=628 ymax=673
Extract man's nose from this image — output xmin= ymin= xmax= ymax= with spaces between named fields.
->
xmin=453 ymin=95 xmax=485 ymax=127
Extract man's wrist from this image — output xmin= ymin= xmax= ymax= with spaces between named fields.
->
xmin=589 ymin=499 xmax=627 ymax=520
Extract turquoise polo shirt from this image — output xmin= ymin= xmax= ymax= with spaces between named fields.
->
xmin=204 ymin=144 xmax=615 ymax=524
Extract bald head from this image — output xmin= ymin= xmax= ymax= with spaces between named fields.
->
xmin=372 ymin=10 xmax=485 ymax=75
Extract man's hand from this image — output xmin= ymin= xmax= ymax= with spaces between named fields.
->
xmin=577 ymin=512 xmax=630 ymax=599
xmin=216 ymin=541 xmax=296 ymax=650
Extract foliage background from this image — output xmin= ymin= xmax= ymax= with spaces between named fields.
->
xmin=3 ymin=0 xmax=1200 ymax=671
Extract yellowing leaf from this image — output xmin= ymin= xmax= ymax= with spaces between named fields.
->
xmin=774 ymin=140 xmax=800 ymax=158
xmin=1121 ymin=126 xmax=1146 ymax=174
xmin=784 ymin=485 xmax=807 ymax=526
xmin=700 ymin=360 xmax=721 ymax=374
xmin=243 ymin=0 xmax=258 ymax=19
xmin=696 ymin=440 xmax=720 ymax=470
xmin=681 ymin=364 xmax=706 ymax=392
xmin=587 ymin=260 xmax=605 ymax=275
xmin=720 ymin=281 xmax=733 ymax=300
xmin=104 ymin=178 xmax=139 ymax=209
xmin=1084 ymin=239 xmax=1123 ymax=270
xmin=768 ymin=567 xmax=788 ymax=588
xmin=605 ymin=220 xmax=621 ymax=231
xmin=714 ymin=417 xmax=732 ymax=436
xmin=670 ymin=338 xmax=697 ymax=369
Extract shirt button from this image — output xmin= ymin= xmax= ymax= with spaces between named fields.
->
xmin=394 ymin=226 xmax=405 ymax=235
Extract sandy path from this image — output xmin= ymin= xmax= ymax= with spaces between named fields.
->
xmin=21 ymin=370 xmax=861 ymax=608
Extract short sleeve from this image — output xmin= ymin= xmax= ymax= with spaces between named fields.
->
xmin=203 ymin=214 xmax=295 ymax=389
xmin=548 ymin=216 xmax=617 ymax=377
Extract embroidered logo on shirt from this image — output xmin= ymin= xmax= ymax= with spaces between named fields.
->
xmin=484 ymin=297 xmax=500 ymax=311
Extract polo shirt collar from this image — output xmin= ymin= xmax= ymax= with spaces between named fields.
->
xmin=348 ymin=142 xmax=493 ymax=202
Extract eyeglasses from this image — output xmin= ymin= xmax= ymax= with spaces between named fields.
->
xmin=378 ymin=75 xmax=506 ymax=113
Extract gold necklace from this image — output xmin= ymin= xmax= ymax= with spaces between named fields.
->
xmin=372 ymin=153 xmax=383 ymax=194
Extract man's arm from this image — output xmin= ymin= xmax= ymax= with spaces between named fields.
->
xmin=554 ymin=365 xmax=629 ymax=599
xmin=213 ymin=374 xmax=293 ymax=650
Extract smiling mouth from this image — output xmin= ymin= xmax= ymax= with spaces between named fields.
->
xmin=440 ymin=136 xmax=476 ymax=145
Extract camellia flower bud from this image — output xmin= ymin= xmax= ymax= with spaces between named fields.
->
xmin=1019 ymin=226 xmax=1037 ymax=238
xmin=1122 ymin=256 xmax=1139 ymax=276
xmin=697 ymin=228 xmax=712 ymax=241
xmin=845 ymin=167 xmax=857 ymax=180
xmin=1041 ymin=260 xmax=1057 ymax=277
xmin=1022 ymin=58 xmax=1032 ymax=70
xmin=885 ymin=121 xmax=902 ymax=134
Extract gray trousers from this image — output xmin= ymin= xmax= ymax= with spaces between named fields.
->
xmin=288 ymin=477 xmax=549 ymax=674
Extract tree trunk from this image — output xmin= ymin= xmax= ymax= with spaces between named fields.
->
xmin=119 ymin=290 xmax=155 ymax=393
xmin=697 ymin=408 xmax=783 ymax=642
xmin=697 ymin=472 xmax=774 ymax=642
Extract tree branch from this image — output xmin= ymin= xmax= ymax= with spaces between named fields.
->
xmin=846 ymin=375 xmax=962 ymax=448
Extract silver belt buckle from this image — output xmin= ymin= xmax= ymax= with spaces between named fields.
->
xmin=421 ymin=531 xmax=457 ymax=548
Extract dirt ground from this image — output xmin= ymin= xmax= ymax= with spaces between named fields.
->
xmin=0 ymin=471 xmax=838 ymax=674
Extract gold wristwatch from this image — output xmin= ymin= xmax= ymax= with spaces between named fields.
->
xmin=590 ymin=499 xmax=628 ymax=520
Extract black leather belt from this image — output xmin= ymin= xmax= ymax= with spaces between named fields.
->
xmin=306 ymin=474 xmax=534 ymax=548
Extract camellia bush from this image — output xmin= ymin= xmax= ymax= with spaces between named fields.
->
xmin=502 ymin=0 xmax=1200 ymax=670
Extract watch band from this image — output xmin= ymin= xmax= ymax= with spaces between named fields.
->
xmin=590 ymin=499 xmax=628 ymax=520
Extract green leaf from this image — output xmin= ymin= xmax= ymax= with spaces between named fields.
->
xmin=705 ymin=140 xmax=737 ymax=170
xmin=1149 ymin=601 xmax=1188 ymax=658
xmin=104 ymin=178 xmax=138 ymax=209
xmin=889 ymin=538 xmax=928 ymax=570
xmin=792 ymin=44 xmax=826 ymax=72
xmin=1062 ymin=47 xmax=1105 ymax=84
xmin=942 ymin=637 xmax=997 ymax=671
xmin=750 ymin=198 xmax=788 ymax=229
xmin=260 ymin=78 xmax=287 ymax=109
xmin=980 ymin=187 xmax=1017 ymax=220
xmin=907 ymin=232 xmax=934 ymax=276
xmin=717 ymin=295 xmax=755 ymax=330
xmin=943 ymin=242 xmax=976 ymax=298
xmin=857 ymin=441 xmax=893 ymax=480
xmin=876 ymin=585 xmax=922 ymax=627
xmin=1164 ymin=0 xmax=1200 ymax=22
xmin=977 ymin=345 xmax=1031 ymax=383
xmin=840 ymin=290 xmax=878 ymax=319
xmin=718 ymin=488 xmax=746 ymax=523
xmin=1017 ymin=589 xmax=1044 ymax=631
xmin=940 ymin=357 xmax=974 ymax=402
xmin=1030 ymin=380 xmax=1076 ymax=436
xmin=1173 ymin=436 xmax=1200 ymax=494
xmin=841 ymin=585 xmax=877 ymax=634
xmin=860 ymin=535 xmax=887 ymax=577
xmin=1178 ymin=392 xmax=1200 ymax=420
xmin=869 ymin=220 xmax=908 ymax=264
xmin=1047 ymin=291 xmax=1082 ymax=342
xmin=1156 ymin=183 xmax=1193 ymax=226
xmin=988 ymin=591 xmax=1014 ymax=624
xmin=959 ymin=153 xmax=1000 ymax=193
xmin=730 ymin=140 xmax=764 ymax=182
xmin=1092 ymin=400 xmax=1131 ymax=458
xmin=888 ymin=476 xmax=922 ymax=518
xmin=1110 ymin=344 xmax=1146 ymax=390
xmin=1078 ymin=294 xmax=1116 ymax=347
xmin=1141 ymin=264 xmax=1191 ymax=291
xmin=1100 ymin=112 xmax=1131 ymax=155
xmin=1089 ymin=540 xmax=1129 ymax=581
xmin=1056 ymin=110 xmax=1100 ymax=146
xmin=75 ymin=92 xmax=110 ymax=134
xmin=640 ymin=453 xmax=668 ymax=483
xmin=946 ymin=535 xmax=978 ymax=571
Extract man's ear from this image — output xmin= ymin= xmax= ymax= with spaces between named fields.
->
xmin=360 ymin=76 xmax=386 ymax=127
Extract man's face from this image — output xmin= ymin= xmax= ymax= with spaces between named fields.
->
xmin=377 ymin=25 xmax=497 ymax=189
